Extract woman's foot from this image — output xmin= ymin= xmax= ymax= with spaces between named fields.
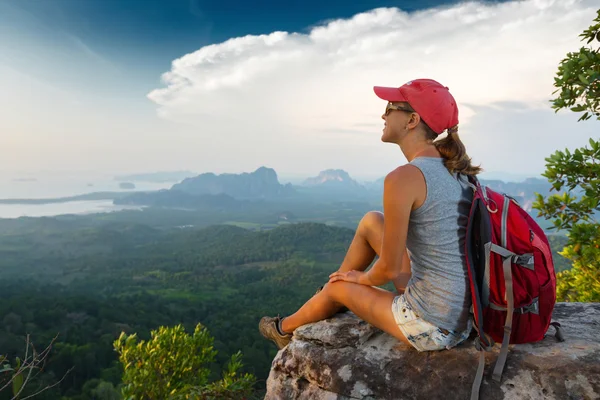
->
xmin=259 ymin=316 xmax=292 ymax=349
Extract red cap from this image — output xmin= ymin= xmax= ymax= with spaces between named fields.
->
xmin=373 ymin=79 xmax=459 ymax=134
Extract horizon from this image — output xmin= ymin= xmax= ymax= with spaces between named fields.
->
xmin=1 ymin=0 xmax=598 ymax=181
xmin=1 ymin=164 xmax=544 ymax=187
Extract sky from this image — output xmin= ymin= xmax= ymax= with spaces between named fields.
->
xmin=1 ymin=0 xmax=599 ymax=182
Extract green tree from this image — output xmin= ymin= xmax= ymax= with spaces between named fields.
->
xmin=550 ymin=9 xmax=600 ymax=121
xmin=534 ymin=9 xmax=600 ymax=302
xmin=114 ymin=323 xmax=255 ymax=400
xmin=91 ymin=381 xmax=120 ymax=400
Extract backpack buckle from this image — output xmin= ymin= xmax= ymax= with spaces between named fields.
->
xmin=516 ymin=298 xmax=540 ymax=315
xmin=486 ymin=198 xmax=498 ymax=213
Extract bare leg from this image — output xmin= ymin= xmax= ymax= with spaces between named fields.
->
xmin=276 ymin=211 xmax=412 ymax=336
xmin=281 ymin=281 xmax=410 ymax=346
xmin=335 ymin=210 xmax=411 ymax=293
xmin=338 ymin=211 xmax=384 ymax=273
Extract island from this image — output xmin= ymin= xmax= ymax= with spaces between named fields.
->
xmin=119 ymin=182 xmax=136 ymax=190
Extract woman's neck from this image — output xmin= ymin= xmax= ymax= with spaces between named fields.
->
xmin=401 ymin=141 xmax=440 ymax=162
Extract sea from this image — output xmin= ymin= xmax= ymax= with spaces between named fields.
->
xmin=0 ymin=172 xmax=173 ymax=219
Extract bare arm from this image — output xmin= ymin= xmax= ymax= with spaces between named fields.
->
xmin=359 ymin=166 xmax=419 ymax=287
xmin=391 ymin=249 xmax=412 ymax=294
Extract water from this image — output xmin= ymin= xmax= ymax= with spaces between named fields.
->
xmin=0 ymin=200 xmax=146 ymax=219
xmin=0 ymin=172 xmax=173 ymax=219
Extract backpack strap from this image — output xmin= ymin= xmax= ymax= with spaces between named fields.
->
xmin=549 ymin=321 xmax=566 ymax=342
xmin=470 ymin=333 xmax=495 ymax=400
xmin=491 ymin=195 xmax=516 ymax=382
xmin=491 ymin=247 xmax=515 ymax=382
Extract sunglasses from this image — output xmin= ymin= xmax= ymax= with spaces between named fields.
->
xmin=385 ymin=102 xmax=414 ymax=116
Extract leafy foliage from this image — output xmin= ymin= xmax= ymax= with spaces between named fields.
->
xmin=534 ymin=139 xmax=600 ymax=303
xmin=115 ymin=324 xmax=255 ymax=399
xmin=535 ymin=10 xmax=600 ymax=302
xmin=551 ymin=9 xmax=600 ymax=121
xmin=534 ymin=139 xmax=600 ymax=232
xmin=0 ymin=222 xmax=353 ymax=399
xmin=0 ymin=204 xmax=573 ymax=398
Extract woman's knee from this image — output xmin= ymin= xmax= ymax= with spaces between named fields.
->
xmin=358 ymin=211 xmax=383 ymax=233
xmin=322 ymin=281 xmax=352 ymax=303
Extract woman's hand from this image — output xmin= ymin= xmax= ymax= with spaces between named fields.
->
xmin=328 ymin=270 xmax=371 ymax=285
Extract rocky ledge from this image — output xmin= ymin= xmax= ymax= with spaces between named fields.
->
xmin=265 ymin=302 xmax=600 ymax=399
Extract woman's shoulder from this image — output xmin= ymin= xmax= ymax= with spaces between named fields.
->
xmin=386 ymin=164 xmax=423 ymax=183
xmin=384 ymin=164 xmax=427 ymax=197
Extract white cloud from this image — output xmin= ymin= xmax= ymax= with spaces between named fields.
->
xmin=147 ymin=0 xmax=600 ymax=179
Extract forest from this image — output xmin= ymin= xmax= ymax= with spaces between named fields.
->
xmin=0 ymin=210 xmax=570 ymax=399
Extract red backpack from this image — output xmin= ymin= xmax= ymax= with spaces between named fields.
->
xmin=465 ymin=176 xmax=563 ymax=399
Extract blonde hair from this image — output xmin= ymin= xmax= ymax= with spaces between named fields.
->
xmin=396 ymin=101 xmax=482 ymax=175
xmin=424 ymin=124 xmax=482 ymax=176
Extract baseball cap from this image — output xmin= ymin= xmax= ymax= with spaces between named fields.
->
xmin=373 ymin=79 xmax=459 ymax=135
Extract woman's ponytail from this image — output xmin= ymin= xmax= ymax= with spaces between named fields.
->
xmin=433 ymin=126 xmax=482 ymax=176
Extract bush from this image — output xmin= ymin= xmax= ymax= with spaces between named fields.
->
xmin=114 ymin=324 xmax=255 ymax=399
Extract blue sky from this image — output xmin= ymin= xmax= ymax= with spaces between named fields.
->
xmin=1 ymin=0 xmax=598 ymax=181
xmin=2 ymin=0 xmax=469 ymax=99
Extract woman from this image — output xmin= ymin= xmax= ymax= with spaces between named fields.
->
xmin=259 ymin=78 xmax=480 ymax=352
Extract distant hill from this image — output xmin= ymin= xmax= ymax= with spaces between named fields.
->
xmin=362 ymin=175 xmax=551 ymax=212
xmin=171 ymin=167 xmax=296 ymax=199
xmin=113 ymin=167 xmax=296 ymax=208
xmin=119 ymin=182 xmax=136 ymax=190
xmin=363 ymin=177 xmax=385 ymax=191
xmin=479 ymin=177 xmax=552 ymax=212
xmin=302 ymin=169 xmax=362 ymax=188
xmin=109 ymin=166 xmax=558 ymax=213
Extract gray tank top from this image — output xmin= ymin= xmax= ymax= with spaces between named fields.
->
xmin=404 ymin=157 xmax=473 ymax=332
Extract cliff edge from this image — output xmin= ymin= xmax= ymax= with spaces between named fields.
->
xmin=265 ymin=302 xmax=600 ymax=399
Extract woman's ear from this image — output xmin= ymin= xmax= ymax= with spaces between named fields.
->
xmin=407 ymin=112 xmax=421 ymax=130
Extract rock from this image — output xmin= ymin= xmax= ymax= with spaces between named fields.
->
xmin=265 ymin=302 xmax=600 ymax=400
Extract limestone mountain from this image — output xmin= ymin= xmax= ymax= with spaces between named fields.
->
xmin=302 ymin=169 xmax=362 ymax=188
xmin=171 ymin=166 xmax=296 ymax=199
xmin=480 ymin=177 xmax=552 ymax=212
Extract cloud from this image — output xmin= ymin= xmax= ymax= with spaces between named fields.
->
xmin=148 ymin=0 xmax=598 ymax=178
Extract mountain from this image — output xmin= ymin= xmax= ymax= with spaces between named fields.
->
xmin=302 ymin=169 xmax=362 ymax=188
xmin=363 ymin=176 xmax=385 ymax=191
xmin=296 ymin=169 xmax=374 ymax=203
xmin=111 ymin=166 xmax=555 ymax=212
xmin=171 ymin=167 xmax=296 ymax=200
xmin=479 ymin=177 xmax=552 ymax=212
xmin=362 ymin=175 xmax=552 ymax=212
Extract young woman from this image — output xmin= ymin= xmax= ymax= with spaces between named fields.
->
xmin=259 ymin=78 xmax=480 ymax=352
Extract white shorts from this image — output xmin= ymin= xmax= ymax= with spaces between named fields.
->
xmin=392 ymin=294 xmax=471 ymax=352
